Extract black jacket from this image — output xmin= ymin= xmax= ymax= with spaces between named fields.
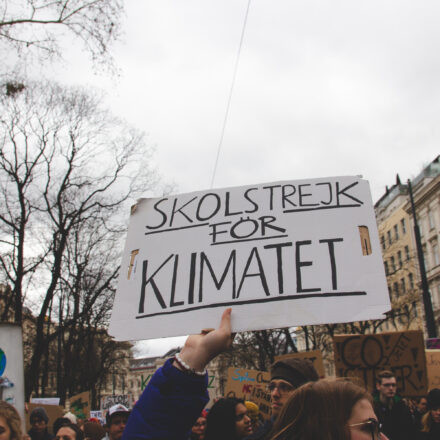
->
xmin=373 ymin=393 xmax=416 ymax=440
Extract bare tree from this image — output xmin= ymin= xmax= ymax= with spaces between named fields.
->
xmin=0 ymin=0 xmax=123 ymax=74
xmin=0 ymin=80 xmax=158 ymax=399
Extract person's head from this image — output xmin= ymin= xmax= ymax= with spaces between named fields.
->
xmin=105 ymin=405 xmax=130 ymax=440
xmin=191 ymin=416 xmax=207 ymax=440
xmin=271 ymin=379 xmax=381 ymax=440
xmin=81 ymin=422 xmax=106 ymax=440
xmin=244 ymin=401 xmax=259 ymax=430
xmin=30 ymin=407 xmax=49 ymax=433
xmin=53 ymin=418 xmax=72 ymax=437
xmin=55 ymin=424 xmax=84 ymax=440
xmin=205 ymin=398 xmax=252 ymax=440
xmin=375 ymin=371 xmax=397 ymax=400
xmin=0 ymin=401 xmax=22 ymax=440
xmin=417 ymin=397 xmax=428 ymax=414
xmin=427 ymin=388 xmax=440 ymax=425
xmin=269 ymin=358 xmax=319 ymax=417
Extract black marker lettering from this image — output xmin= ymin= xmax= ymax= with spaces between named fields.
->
xmin=264 ymin=242 xmax=293 ymax=294
xmin=319 ymin=238 xmax=343 ymax=289
xmin=170 ymin=196 xmax=197 ymax=227
xmin=295 ymin=240 xmax=321 ymax=292
xmin=259 ymin=215 xmax=286 ymax=235
xmin=263 ymin=185 xmax=281 ymax=210
xmin=237 ymin=247 xmax=270 ymax=298
xmin=225 ymin=191 xmax=243 ymax=217
xmin=244 ymin=187 xmax=259 ymax=213
xmin=199 ymin=251 xmax=236 ymax=302
xmin=196 ymin=193 xmax=221 ymax=221
xmin=188 ymin=252 xmax=197 ymax=304
xmin=336 ymin=181 xmax=363 ymax=206
xmin=170 ymin=255 xmax=184 ymax=307
xmin=298 ymin=184 xmax=319 ymax=207
xmin=145 ymin=198 xmax=168 ymax=230
xmin=316 ymin=182 xmax=333 ymax=205
xmin=139 ymin=257 xmax=171 ymax=312
xmin=282 ymin=184 xmax=296 ymax=208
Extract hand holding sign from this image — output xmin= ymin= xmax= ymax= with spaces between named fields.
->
xmin=176 ymin=308 xmax=233 ymax=372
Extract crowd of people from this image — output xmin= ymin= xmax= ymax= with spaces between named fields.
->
xmin=1 ymin=309 xmax=440 ymax=439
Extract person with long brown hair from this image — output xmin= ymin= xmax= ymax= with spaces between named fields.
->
xmin=270 ymin=379 xmax=387 ymax=440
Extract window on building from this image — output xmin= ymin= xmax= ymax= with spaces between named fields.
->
xmin=412 ymin=301 xmax=418 ymax=317
xmin=381 ymin=235 xmax=386 ymax=250
xmin=409 ymin=272 xmax=414 ymax=289
xmin=428 ymin=210 xmax=435 ymax=230
xmin=423 ymin=244 xmax=429 ymax=269
xmin=384 ymin=261 xmax=389 ymax=275
xmin=401 ymin=278 xmax=406 ymax=293
xmin=401 ymin=218 xmax=406 ymax=234
xmin=405 ymin=245 xmax=410 ymax=261
xmin=388 ymin=285 xmax=392 ymax=299
xmin=419 ymin=218 xmax=424 ymax=236
xmin=394 ymin=224 xmax=399 ymax=240
xmin=391 ymin=256 xmax=396 ymax=272
xmin=387 ymin=230 xmax=392 ymax=246
xmin=393 ymin=282 xmax=399 ymax=297
xmin=397 ymin=250 xmax=403 ymax=268
xmin=432 ymin=240 xmax=439 ymax=266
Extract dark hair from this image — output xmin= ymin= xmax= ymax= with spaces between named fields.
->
xmin=53 ymin=418 xmax=71 ymax=436
xmin=270 ymin=379 xmax=371 ymax=440
xmin=376 ymin=370 xmax=395 ymax=384
xmin=204 ymin=398 xmax=245 ymax=440
xmin=82 ymin=422 xmax=106 ymax=440
xmin=56 ymin=423 xmax=84 ymax=440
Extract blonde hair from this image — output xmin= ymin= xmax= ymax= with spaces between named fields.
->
xmin=0 ymin=401 xmax=23 ymax=440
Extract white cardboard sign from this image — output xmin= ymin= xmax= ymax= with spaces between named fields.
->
xmin=109 ymin=176 xmax=390 ymax=341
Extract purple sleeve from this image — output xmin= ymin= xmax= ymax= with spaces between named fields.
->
xmin=122 ymin=358 xmax=209 ymax=440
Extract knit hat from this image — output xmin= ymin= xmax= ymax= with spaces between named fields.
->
xmin=427 ymin=388 xmax=440 ymax=410
xmin=30 ymin=407 xmax=49 ymax=424
xmin=270 ymin=358 xmax=319 ymax=388
xmin=244 ymin=401 xmax=259 ymax=423
xmin=63 ymin=412 xmax=77 ymax=424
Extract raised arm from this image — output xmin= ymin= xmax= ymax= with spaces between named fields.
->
xmin=122 ymin=309 xmax=233 ymax=440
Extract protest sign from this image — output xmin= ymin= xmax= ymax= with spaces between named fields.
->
xmin=109 ymin=176 xmax=390 ymax=340
xmin=90 ymin=410 xmax=106 ymax=425
xmin=426 ymin=349 xmax=440 ymax=390
xmin=30 ymin=397 xmax=60 ymax=405
xmin=427 ymin=338 xmax=440 ymax=349
xmin=224 ymin=367 xmax=271 ymax=419
xmin=275 ymin=349 xmax=326 ymax=378
xmin=100 ymin=394 xmax=133 ymax=411
xmin=26 ymin=403 xmax=64 ymax=433
xmin=69 ymin=391 xmax=90 ymax=421
xmin=333 ymin=330 xmax=427 ymax=397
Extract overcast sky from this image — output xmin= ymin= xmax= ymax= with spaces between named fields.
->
xmin=43 ymin=0 xmax=440 ymax=356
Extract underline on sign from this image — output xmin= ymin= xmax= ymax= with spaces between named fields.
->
xmin=211 ymin=234 xmax=289 ymax=246
xmin=283 ymin=204 xmax=362 ymax=213
xmin=145 ymin=222 xmax=209 ymax=235
xmin=135 ymin=291 xmax=367 ymax=319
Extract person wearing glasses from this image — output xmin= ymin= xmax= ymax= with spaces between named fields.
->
xmin=246 ymin=358 xmax=319 ymax=440
xmin=372 ymin=370 xmax=415 ymax=440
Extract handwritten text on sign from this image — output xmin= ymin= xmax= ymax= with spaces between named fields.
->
xmin=333 ymin=330 xmax=428 ymax=397
xmin=109 ymin=177 xmax=390 ymax=340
